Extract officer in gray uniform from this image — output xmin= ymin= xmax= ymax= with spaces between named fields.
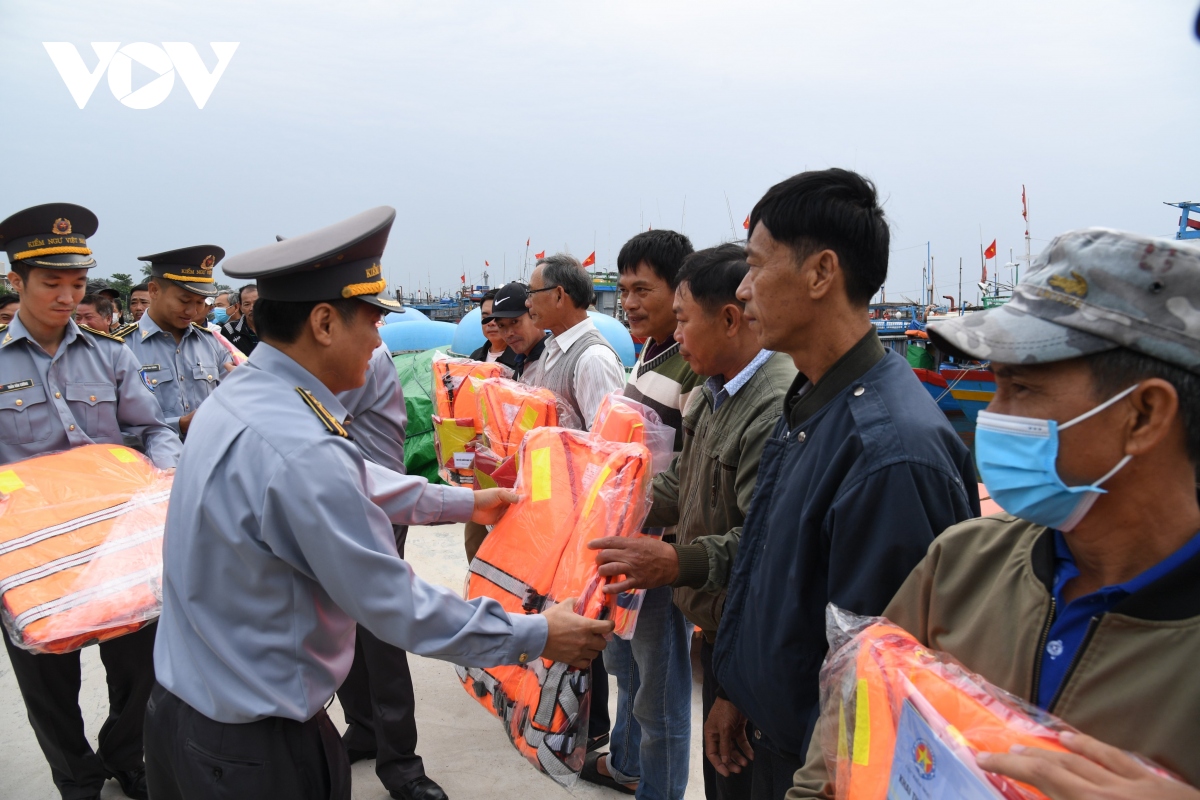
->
xmin=119 ymin=246 xmax=233 ymax=437
xmin=144 ymin=206 xmax=612 ymax=800
xmin=0 ymin=203 xmax=181 ymax=800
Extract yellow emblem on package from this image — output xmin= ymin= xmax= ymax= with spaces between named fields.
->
xmin=52 ymin=218 xmax=72 ymax=235
xmin=1048 ymin=270 xmax=1088 ymax=297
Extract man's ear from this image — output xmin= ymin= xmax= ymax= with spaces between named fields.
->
xmin=308 ymin=303 xmax=336 ymax=346
xmin=1127 ymin=378 xmax=1182 ymax=458
xmin=7 ymin=272 xmax=22 ymax=294
xmin=807 ymin=249 xmax=840 ymax=300
xmin=722 ymin=303 xmax=740 ymax=337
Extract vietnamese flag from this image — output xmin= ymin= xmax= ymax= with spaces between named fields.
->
xmin=534 ymin=250 xmax=545 ymax=259
xmin=582 ymin=251 xmax=596 ymax=268
xmin=743 ymin=214 xmax=750 ymax=230
xmin=526 ymin=237 xmax=530 ymax=247
xmin=485 ymin=260 xmax=490 ymax=267
xmin=984 ymin=240 xmax=997 ymax=260
xmin=460 ymin=273 xmax=466 ymax=283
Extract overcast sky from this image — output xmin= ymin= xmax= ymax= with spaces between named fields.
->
xmin=2 ymin=0 xmax=1198 ymax=304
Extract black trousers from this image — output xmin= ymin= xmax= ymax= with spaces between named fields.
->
xmin=3 ymin=621 xmax=157 ymax=800
xmin=144 ymin=682 xmax=350 ymax=800
xmin=700 ymin=638 xmax=754 ymax=800
xmin=335 ymin=526 xmax=424 ymax=791
xmin=588 ymin=655 xmax=610 ymax=739
xmin=748 ymin=731 xmax=805 ymax=800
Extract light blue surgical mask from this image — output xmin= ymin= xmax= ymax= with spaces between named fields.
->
xmin=210 ymin=307 xmax=228 ymax=325
xmin=975 ymin=384 xmax=1137 ymax=531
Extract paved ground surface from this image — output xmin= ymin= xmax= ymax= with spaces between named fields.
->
xmin=0 ymin=523 xmax=707 ymax=799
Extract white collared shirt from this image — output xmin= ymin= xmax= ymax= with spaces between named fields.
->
xmin=541 ymin=317 xmax=626 ymax=430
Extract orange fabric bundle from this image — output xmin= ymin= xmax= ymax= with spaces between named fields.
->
xmin=821 ymin=607 xmax=1070 ymax=800
xmin=432 ymin=356 xmax=511 ymax=430
xmin=477 ymin=377 xmax=559 ymax=460
xmin=0 ymin=445 xmax=172 ymax=654
xmin=457 ymin=427 xmax=652 ymax=784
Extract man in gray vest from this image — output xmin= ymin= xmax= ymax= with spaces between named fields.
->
xmin=523 ymin=254 xmax=624 ymax=431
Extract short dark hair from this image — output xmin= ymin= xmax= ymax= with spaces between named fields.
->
xmin=253 ymin=297 xmax=359 ymax=344
xmin=239 ymin=283 xmax=259 ymax=297
xmin=131 ymin=283 xmax=149 ymax=294
xmin=0 ymin=294 xmax=18 ymax=310
xmin=536 ymin=254 xmax=594 ymax=308
xmin=481 ymin=289 xmax=498 ymax=305
xmin=80 ymin=293 xmax=113 ymax=319
xmin=616 ymin=230 xmax=694 ymax=289
xmin=10 ymin=263 xmax=30 ymax=281
xmin=749 ymin=168 xmax=889 ymax=306
xmin=1087 ymin=347 xmax=1200 ymax=464
xmin=676 ymin=244 xmax=750 ymax=312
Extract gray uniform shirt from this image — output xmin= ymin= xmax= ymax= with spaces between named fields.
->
xmin=123 ymin=314 xmax=232 ymax=434
xmin=339 ymin=344 xmax=405 ymax=473
xmin=154 ymin=342 xmax=547 ymax=724
xmin=0 ymin=315 xmax=181 ymax=468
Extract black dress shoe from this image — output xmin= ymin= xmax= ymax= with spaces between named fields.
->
xmin=390 ymin=775 xmax=449 ymax=800
xmin=346 ymin=746 xmax=378 ymax=764
xmin=113 ymin=768 xmax=150 ymax=800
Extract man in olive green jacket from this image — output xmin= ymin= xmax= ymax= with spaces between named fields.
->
xmin=790 ymin=228 xmax=1200 ymax=799
xmin=590 ymin=244 xmax=796 ymax=800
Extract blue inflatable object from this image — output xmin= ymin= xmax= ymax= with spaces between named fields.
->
xmin=383 ymin=310 xmax=424 ymax=324
xmin=380 ymin=318 xmax=457 ymax=353
xmin=451 ymin=308 xmax=636 ymax=367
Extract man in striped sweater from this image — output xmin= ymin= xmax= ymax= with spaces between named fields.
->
xmin=583 ymin=230 xmax=702 ymax=797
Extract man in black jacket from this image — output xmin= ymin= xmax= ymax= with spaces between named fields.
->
xmin=708 ymin=169 xmax=980 ymax=799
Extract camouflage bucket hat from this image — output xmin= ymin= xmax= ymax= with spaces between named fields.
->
xmin=928 ymin=228 xmax=1200 ymax=374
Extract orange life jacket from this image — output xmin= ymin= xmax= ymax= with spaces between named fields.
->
xmin=477 ymin=378 xmax=559 ymax=460
xmin=0 ymin=445 xmax=171 ymax=654
xmin=828 ymin=620 xmax=1068 ymax=800
xmin=457 ymin=427 xmax=652 ymax=782
xmin=432 ymin=357 xmax=510 ymax=428
xmin=431 ymin=414 xmax=479 ymax=487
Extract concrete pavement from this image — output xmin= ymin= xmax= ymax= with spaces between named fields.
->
xmin=0 ymin=523 xmax=709 ymax=799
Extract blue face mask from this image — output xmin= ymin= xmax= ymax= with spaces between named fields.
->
xmin=210 ymin=307 xmax=228 ymax=325
xmin=975 ymin=384 xmax=1137 ymax=531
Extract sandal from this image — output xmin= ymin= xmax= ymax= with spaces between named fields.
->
xmin=580 ymin=750 xmax=636 ymax=795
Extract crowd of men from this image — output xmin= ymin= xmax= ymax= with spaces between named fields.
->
xmin=0 ymin=168 xmax=1197 ymax=800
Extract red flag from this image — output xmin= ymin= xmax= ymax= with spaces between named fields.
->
xmin=460 ymin=273 xmax=466 ymax=283
xmin=581 ymin=251 xmax=596 ymax=268
xmin=984 ymin=240 xmax=997 ymax=260
xmin=485 ymin=260 xmax=490 ymax=267
xmin=526 ymin=237 xmax=530 ymax=247
xmin=534 ymin=250 xmax=545 ymax=259
xmin=743 ymin=214 xmax=750 ymax=230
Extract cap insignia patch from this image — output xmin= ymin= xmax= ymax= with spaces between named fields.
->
xmin=200 ymin=255 xmax=216 ymax=270
xmin=53 ymin=218 xmax=72 ymax=235
xmin=1048 ymin=270 xmax=1088 ymax=298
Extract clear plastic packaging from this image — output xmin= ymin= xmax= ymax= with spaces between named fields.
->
xmin=0 ymin=444 xmax=172 ymax=654
xmin=819 ymin=604 xmax=1180 ymax=799
xmin=431 ymin=353 xmax=512 ymax=426
xmin=590 ymin=392 xmax=676 ymax=475
xmin=457 ymin=427 xmax=654 ymax=784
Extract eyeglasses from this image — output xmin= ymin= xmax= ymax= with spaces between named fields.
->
xmin=526 ymin=285 xmax=559 ymax=295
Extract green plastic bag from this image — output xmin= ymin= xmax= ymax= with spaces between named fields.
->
xmin=394 ymin=346 xmax=449 ymax=483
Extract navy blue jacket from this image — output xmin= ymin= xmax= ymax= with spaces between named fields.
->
xmin=712 ymin=334 xmax=979 ymax=758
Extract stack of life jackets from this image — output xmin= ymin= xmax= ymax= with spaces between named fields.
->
xmin=431 ymin=356 xmax=512 ymax=486
xmin=0 ymin=444 xmax=172 ymax=654
xmin=819 ymin=605 xmax=1076 ymax=800
xmin=473 ymin=378 xmax=559 ymax=489
xmin=456 ymin=427 xmax=653 ymax=784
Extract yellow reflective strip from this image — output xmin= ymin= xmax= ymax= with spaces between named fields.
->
xmin=581 ymin=466 xmax=611 ymax=516
xmin=531 ymin=447 xmax=551 ymax=501
xmin=108 ymin=448 xmax=139 ymax=463
xmin=520 ymin=405 xmax=538 ymax=430
xmin=0 ymin=469 xmax=24 ymax=494
xmin=852 ymin=678 xmax=870 ymax=766
xmin=836 ymin=700 xmax=848 ymax=763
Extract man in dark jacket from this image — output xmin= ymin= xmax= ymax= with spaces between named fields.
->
xmin=469 ymin=289 xmax=519 ymax=369
xmin=708 ymin=169 xmax=980 ymax=799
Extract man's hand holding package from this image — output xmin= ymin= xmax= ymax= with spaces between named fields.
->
xmin=539 ymin=597 xmax=613 ymax=668
xmin=471 ymin=488 xmax=519 ymax=525
xmin=977 ymin=731 xmax=1199 ymax=800
xmin=588 ymin=535 xmax=679 ymax=593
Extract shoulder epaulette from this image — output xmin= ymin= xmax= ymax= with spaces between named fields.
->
xmin=79 ymin=324 xmax=125 ymax=343
xmin=112 ymin=323 xmax=139 ymax=339
xmin=0 ymin=324 xmax=7 ymax=333
xmin=295 ymin=387 xmax=349 ymax=438
xmin=191 ymin=322 xmax=215 ymax=335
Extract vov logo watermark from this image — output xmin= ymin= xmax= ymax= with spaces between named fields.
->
xmin=43 ymin=43 xmax=239 ymax=110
